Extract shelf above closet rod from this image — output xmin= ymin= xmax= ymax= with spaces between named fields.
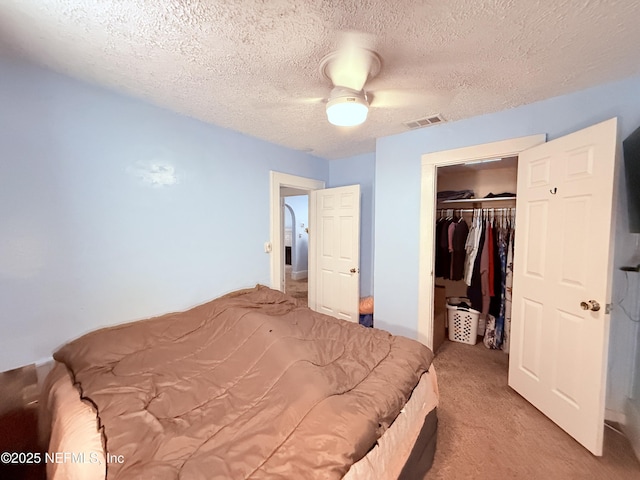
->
xmin=438 ymin=196 xmax=516 ymax=204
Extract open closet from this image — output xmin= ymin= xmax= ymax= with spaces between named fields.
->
xmin=420 ymin=121 xmax=618 ymax=456
xmin=433 ymin=156 xmax=518 ymax=354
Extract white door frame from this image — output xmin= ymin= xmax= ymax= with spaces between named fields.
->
xmin=417 ymin=134 xmax=546 ymax=349
xmin=270 ymin=172 xmax=325 ymax=291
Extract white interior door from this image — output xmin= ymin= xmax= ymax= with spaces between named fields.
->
xmin=509 ymin=118 xmax=618 ymax=455
xmin=309 ymin=185 xmax=361 ymax=322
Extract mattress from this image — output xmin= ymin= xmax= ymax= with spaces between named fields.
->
xmin=42 ymin=286 xmax=438 ymax=479
xmin=43 ymin=363 xmax=438 ymax=480
xmin=345 ymin=367 xmax=439 ymax=480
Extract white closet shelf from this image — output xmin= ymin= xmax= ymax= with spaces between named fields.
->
xmin=438 ymin=196 xmax=516 ymax=204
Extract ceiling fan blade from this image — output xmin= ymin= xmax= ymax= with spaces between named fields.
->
xmin=291 ymin=96 xmax=326 ymax=105
xmin=252 ymin=96 xmax=325 ymax=112
xmin=369 ymin=89 xmax=455 ymax=110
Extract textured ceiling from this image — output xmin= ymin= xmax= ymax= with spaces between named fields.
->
xmin=1 ymin=1 xmax=640 ymax=159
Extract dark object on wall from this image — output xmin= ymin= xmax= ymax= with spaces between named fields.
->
xmin=285 ymin=246 xmax=292 ymax=265
xmin=623 ymin=125 xmax=640 ymax=233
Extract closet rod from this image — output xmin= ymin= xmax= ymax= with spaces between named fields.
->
xmin=436 ymin=208 xmax=515 ymax=213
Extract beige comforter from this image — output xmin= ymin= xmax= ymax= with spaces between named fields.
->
xmin=54 ymin=286 xmax=433 ymax=479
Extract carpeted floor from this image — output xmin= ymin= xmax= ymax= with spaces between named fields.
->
xmin=426 ymin=340 xmax=640 ymax=479
xmin=285 ymin=265 xmax=308 ymax=301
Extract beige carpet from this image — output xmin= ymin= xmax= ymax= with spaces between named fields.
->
xmin=426 ymin=340 xmax=640 ymax=479
xmin=285 ymin=265 xmax=308 ymax=301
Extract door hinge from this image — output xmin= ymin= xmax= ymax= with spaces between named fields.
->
xmin=605 ymin=303 xmax=612 ymax=314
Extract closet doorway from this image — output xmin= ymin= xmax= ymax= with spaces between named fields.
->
xmin=417 ymin=134 xmax=546 ymax=349
xmin=433 ymin=157 xmax=518 ymax=353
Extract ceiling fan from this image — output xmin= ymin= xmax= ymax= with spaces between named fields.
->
xmin=318 ymin=32 xmax=381 ymax=127
xmin=317 ymin=32 xmax=452 ymax=128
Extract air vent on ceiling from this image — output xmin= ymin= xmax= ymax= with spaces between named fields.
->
xmin=403 ymin=114 xmax=445 ymax=130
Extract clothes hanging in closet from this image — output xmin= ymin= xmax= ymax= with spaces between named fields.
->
xmin=503 ymin=231 xmax=514 ymax=353
xmin=483 ymin=211 xmax=515 ymax=350
xmin=434 ymin=214 xmax=469 ymax=281
xmin=434 ymin=217 xmax=450 ymax=278
xmin=463 ymin=213 xmax=481 ymax=285
xmin=436 ymin=207 xmax=515 ymax=351
xmin=451 ymin=219 xmax=469 ymax=280
xmin=467 ymin=215 xmax=486 ymax=314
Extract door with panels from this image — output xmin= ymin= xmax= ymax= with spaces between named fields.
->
xmin=309 ymin=185 xmax=361 ymax=323
xmin=509 ymin=118 xmax=618 ymax=456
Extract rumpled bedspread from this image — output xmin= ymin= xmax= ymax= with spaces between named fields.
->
xmin=54 ymin=286 xmax=433 ymax=479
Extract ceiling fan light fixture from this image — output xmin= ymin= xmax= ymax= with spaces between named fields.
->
xmin=326 ymin=89 xmax=369 ymax=127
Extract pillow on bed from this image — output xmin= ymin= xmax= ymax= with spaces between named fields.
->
xmin=44 ymin=363 xmax=105 ymax=480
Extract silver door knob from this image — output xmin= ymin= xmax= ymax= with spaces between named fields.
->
xmin=580 ymin=300 xmax=600 ymax=312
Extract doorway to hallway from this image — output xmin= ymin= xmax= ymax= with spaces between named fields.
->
xmin=283 ymin=195 xmax=309 ymax=302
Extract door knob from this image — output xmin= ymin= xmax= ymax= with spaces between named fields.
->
xmin=580 ymin=300 xmax=600 ymax=312
xmin=350 ymin=268 xmax=359 ymax=274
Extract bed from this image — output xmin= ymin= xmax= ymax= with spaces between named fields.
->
xmin=40 ymin=286 xmax=438 ymax=479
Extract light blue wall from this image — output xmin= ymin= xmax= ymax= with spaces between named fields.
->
xmin=329 ymin=152 xmax=375 ymax=297
xmin=374 ymin=75 xmax=640 ymax=414
xmin=0 ymin=58 xmax=328 ymax=371
xmin=284 ymin=195 xmax=309 ymax=276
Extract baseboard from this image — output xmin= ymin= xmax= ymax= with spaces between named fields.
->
xmin=292 ymin=270 xmax=308 ymax=280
